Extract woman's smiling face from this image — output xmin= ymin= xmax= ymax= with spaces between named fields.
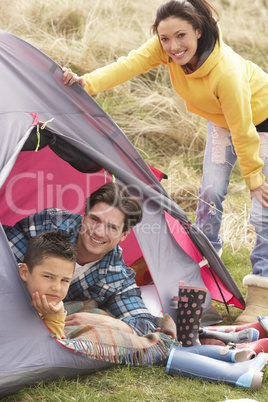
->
xmin=157 ymin=17 xmax=201 ymax=70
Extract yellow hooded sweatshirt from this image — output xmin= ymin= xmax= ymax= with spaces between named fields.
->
xmin=82 ymin=31 xmax=268 ymax=190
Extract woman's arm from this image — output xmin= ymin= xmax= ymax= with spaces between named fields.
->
xmin=62 ymin=36 xmax=166 ymax=95
xmin=216 ymin=70 xmax=266 ymax=192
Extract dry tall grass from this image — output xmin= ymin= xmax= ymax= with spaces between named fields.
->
xmin=1 ymin=0 xmax=267 ymax=252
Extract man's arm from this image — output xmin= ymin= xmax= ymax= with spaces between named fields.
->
xmin=64 ymin=280 xmax=157 ymax=335
xmin=64 ymin=288 xmax=157 ymax=336
xmin=3 ymin=209 xmax=58 ymax=263
xmin=103 ymin=284 xmax=158 ymax=336
xmin=3 ymin=208 xmax=81 ymax=263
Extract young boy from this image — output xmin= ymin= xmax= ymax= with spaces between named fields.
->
xmin=19 ymin=231 xmax=76 ymax=339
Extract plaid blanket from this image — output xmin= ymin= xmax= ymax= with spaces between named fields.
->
xmin=59 ymin=301 xmax=176 ymax=366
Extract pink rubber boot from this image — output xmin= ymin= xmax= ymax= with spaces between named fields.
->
xmin=203 ymin=321 xmax=268 ymax=339
xmin=235 ymin=338 xmax=268 ymax=360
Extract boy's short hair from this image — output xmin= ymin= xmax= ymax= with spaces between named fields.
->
xmin=23 ymin=231 xmax=76 ymax=272
xmin=85 ymin=182 xmax=143 ymax=232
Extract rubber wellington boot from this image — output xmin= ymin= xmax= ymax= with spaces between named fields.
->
xmin=203 ymin=321 xmax=268 ymax=339
xmin=174 ymin=281 xmax=207 ymax=346
xmin=235 ymin=275 xmax=268 ymax=324
xmin=199 ymin=328 xmax=259 ymax=344
xmin=235 ymin=338 xmax=268 ymax=358
xmin=200 ymin=338 xmax=226 ymax=347
xmin=258 ymin=315 xmax=268 ymax=332
xmin=232 ymin=346 xmax=256 ymax=361
xmin=179 ymin=344 xmax=247 ymax=362
xmin=166 ymin=345 xmax=268 ymax=389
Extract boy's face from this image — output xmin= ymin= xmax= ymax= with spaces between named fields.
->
xmin=20 ymin=257 xmax=74 ymax=305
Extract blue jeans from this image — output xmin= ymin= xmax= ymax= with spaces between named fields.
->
xmin=195 ymin=121 xmax=268 ymax=276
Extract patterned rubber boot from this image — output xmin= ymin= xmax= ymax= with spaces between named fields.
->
xmin=174 ymin=281 xmax=207 ymax=346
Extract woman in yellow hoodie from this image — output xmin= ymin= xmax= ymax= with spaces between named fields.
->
xmin=63 ymin=0 xmax=268 ymax=324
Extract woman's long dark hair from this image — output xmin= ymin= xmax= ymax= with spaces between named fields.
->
xmin=152 ymin=0 xmax=219 ymax=58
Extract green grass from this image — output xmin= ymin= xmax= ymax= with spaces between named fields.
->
xmin=5 ymin=358 xmax=268 ymax=402
xmin=212 ymin=246 xmax=252 ymax=323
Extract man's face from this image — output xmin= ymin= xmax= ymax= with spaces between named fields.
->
xmin=19 ymin=257 xmax=74 ymax=305
xmin=77 ymin=202 xmax=130 ymax=264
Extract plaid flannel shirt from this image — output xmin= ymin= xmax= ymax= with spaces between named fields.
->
xmin=3 ymin=208 xmax=157 ymax=336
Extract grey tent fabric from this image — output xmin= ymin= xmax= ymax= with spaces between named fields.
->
xmin=0 ymin=30 xmax=244 ymax=396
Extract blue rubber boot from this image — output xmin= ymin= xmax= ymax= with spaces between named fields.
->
xmin=179 ymin=344 xmax=247 ymax=362
xmin=166 ymin=345 xmax=268 ymax=389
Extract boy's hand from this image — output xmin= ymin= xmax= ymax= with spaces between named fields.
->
xmin=31 ymin=291 xmax=64 ymax=315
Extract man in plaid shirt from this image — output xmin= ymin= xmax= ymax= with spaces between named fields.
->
xmin=4 ymin=182 xmax=157 ymax=336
